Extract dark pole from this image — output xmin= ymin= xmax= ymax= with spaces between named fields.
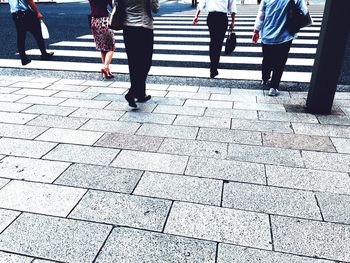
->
xmin=306 ymin=0 xmax=350 ymax=114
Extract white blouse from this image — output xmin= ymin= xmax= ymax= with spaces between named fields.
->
xmin=198 ymin=0 xmax=237 ymax=14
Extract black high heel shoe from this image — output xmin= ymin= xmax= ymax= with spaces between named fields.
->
xmin=125 ymin=93 xmax=137 ymax=108
xmin=101 ymin=68 xmax=114 ymax=79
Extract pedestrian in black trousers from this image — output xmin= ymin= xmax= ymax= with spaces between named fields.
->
xmin=193 ymin=0 xmax=237 ymax=78
xmin=8 ymin=0 xmax=53 ymax=65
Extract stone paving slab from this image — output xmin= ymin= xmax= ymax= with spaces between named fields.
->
xmin=0 ymin=180 xmax=86 ymax=217
xmin=69 ymin=108 xmax=124 ymax=120
xmin=316 ymin=192 xmax=350 ymax=224
xmin=0 ymin=213 xmax=112 ymax=263
xmin=153 ymin=104 xmax=205 ymax=116
xmin=79 ymin=119 xmax=140 ymax=134
xmin=60 ymin=98 xmax=110 ymax=109
xmin=136 ymin=123 xmax=199 ymax=139
xmin=0 ymin=178 xmax=9 ymax=188
xmin=184 ymin=99 xmax=233 ymax=109
xmin=210 ymin=93 xmax=257 ymax=103
xmin=69 ymin=190 xmax=171 ymax=231
xmin=0 ymin=156 xmax=70 ymax=183
xmin=174 ymin=115 xmax=231 ymax=129
xmin=204 ymin=107 xmax=258 ymax=120
xmin=23 ymin=105 xmax=77 ymax=117
xmin=0 ymin=209 xmax=20 ymax=233
xmin=0 ymin=112 xmax=37 ymax=125
xmin=10 ymin=82 xmax=51 ymax=89
xmin=27 ymin=115 xmax=88 ymax=130
xmin=331 ymin=137 xmax=350 ymax=154
xmin=105 ymin=101 xmax=156 ymax=112
xmin=164 ymin=202 xmax=272 ymax=249
xmin=271 ymin=216 xmax=350 ymax=262
xmin=52 ymin=91 xmax=98 ymax=100
xmin=231 ymin=119 xmax=293 ymax=133
xmin=0 ymin=251 xmax=33 ymax=263
xmin=18 ymin=96 xmax=67 ymax=106
xmin=120 ymin=112 xmax=176 ymax=125
xmin=234 ymin=102 xmax=286 ymax=112
xmin=166 ymin=91 xmax=210 ymax=100
xmin=317 ymin=115 xmax=350 ymax=126
xmin=95 ymin=227 xmax=216 ymax=263
xmin=292 ymin=122 xmax=350 ymax=138
xmin=0 ymin=123 xmax=48 ymax=140
xmin=258 ymin=111 xmax=319 ymax=123
xmin=14 ymin=88 xmax=58 ymax=97
xmin=0 ymin=101 xmax=30 ymax=112
xmin=302 ymin=151 xmax=350 ymax=173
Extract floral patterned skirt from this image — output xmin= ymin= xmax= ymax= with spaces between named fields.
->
xmin=91 ymin=16 xmax=115 ymax=52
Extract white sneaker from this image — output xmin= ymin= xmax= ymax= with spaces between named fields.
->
xmin=268 ymin=88 xmax=279 ymax=96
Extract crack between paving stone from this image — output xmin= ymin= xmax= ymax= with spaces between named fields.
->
xmin=314 ymin=194 xmax=325 ymax=221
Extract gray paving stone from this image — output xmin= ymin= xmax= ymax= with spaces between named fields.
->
xmin=205 ymin=108 xmax=258 ymax=120
xmin=23 ymin=105 xmax=77 ymax=117
xmin=198 ymin=127 xmax=262 ymax=145
xmin=0 ymin=178 xmax=9 ymax=188
xmin=10 ymin=82 xmax=51 ymax=89
xmin=0 ymin=112 xmax=37 ymax=124
xmin=234 ymin=102 xmax=286 ymax=112
xmin=231 ymin=119 xmax=293 ymax=133
xmin=0 ymin=180 xmax=86 ymax=216
xmin=263 ymin=133 xmax=336 ymax=152
xmin=69 ymin=190 xmax=171 ymax=231
xmin=95 ymin=133 xmax=163 ymax=151
xmin=111 ymin=150 xmax=188 ymax=174
xmin=271 ymin=215 xmax=350 ymax=262
xmin=134 ymin=172 xmax=222 ymax=205
xmin=32 ymin=259 xmax=58 ymax=263
xmin=331 ymin=138 xmax=350 ymax=153
xmin=60 ymin=98 xmax=110 ymax=109
xmin=223 ymin=182 xmax=321 ymax=220
xmin=186 ymin=156 xmax=265 ymax=184
xmin=79 ymin=119 xmax=140 ymax=134
xmin=0 ymin=80 xmax=18 ymax=87
xmin=146 ymin=83 xmax=169 ymax=90
xmin=14 ymin=88 xmax=58 ymax=97
xmin=147 ymin=90 xmax=167 ymax=97
xmin=106 ymin=81 xmax=129 ymax=88
xmin=52 ymin=91 xmax=98 ymax=100
xmin=317 ymin=115 xmax=350 ymax=126
xmin=120 ymin=112 xmax=176 ymax=125
xmin=0 ymin=101 xmax=29 ymax=112
xmin=105 ymin=101 xmax=156 ymax=112
xmin=164 ymin=202 xmax=271 ymax=249
xmin=18 ymin=96 xmax=66 ymax=105
xmin=36 ymin=128 xmax=103 ymax=145
xmin=95 ymin=227 xmax=216 ymax=263
xmin=0 ymin=156 xmax=70 ymax=183
xmin=210 ymin=93 xmax=257 ymax=103
xmin=257 ymin=97 xmax=306 ymax=105
xmin=0 ymin=138 xmax=56 ymax=158
xmin=5 ymin=77 xmax=35 ymax=82
xmin=198 ymin=86 xmax=230 ymax=94
xmin=258 ymin=111 xmax=318 ymax=123
xmin=166 ymin=91 xmax=209 ymax=100
xmin=334 ymin=99 xmax=350 ymax=107
xmin=0 ymin=209 xmax=20 ymax=233
xmin=0 ymin=213 xmax=112 ymax=263
xmin=0 ymin=94 xmax=25 ymax=102
xmin=316 ymin=192 xmax=350 ymax=224
xmin=93 ymin=93 xmax=125 ymax=102
xmin=54 ymin=79 xmax=86 ymax=85
xmin=0 ymin=123 xmax=47 ymax=139
xmin=136 ymin=123 xmax=199 ymax=139
xmin=230 ymin=89 xmax=264 ymax=96
xmin=228 ymin=144 xmax=304 ymax=167
xmin=55 ymin=163 xmax=142 ymax=193
xmin=292 ymin=123 xmax=350 ymax=138
xmin=174 ymin=115 xmax=231 ymax=129
xmin=43 ymin=144 xmax=119 ymax=165
xmin=159 ymin=138 xmax=228 ymax=159
xmin=303 ymin=151 xmax=350 ymax=173
xmin=184 ymin=99 xmax=233 ymax=109
xmin=217 ymin=243 xmax=335 ymax=263
xmin=0 ymin=251 xmax=32 ymax=263
xmin=341 ymin=106 xmax=350 ymax=115
xmin=69 ymin=108 xmax=124 ymax=120
xmin=168 ymin=85 xmax=199 ymax=92
xmin=47 ymin=84 xmax=87 ymax=92
xmin=84 ymin=86 xmax=126 ymax=94
xmin=145 ymin=96 xmax=185 ymax=106
xmin=153 ymin=104 xmax=205 ymax=116
xmin=0 ymin=87 xmax=20 ymax=94
xmin=27 ymin=115 xmax=88 ymax=129
xmin=81 ymin=80 xmax=112 ymax=87
xmin=335 ymin=92 xmax=350 ymax=100
xmin=29 ymin=77 xmax=59 ymax=84
xmin=266 ymin=165 xmax=350 ymax=195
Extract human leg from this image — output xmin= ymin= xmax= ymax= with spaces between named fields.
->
xmin=261 ymin=43 xmax=274 ymax=85
xmin=270 ymin=40 xmax=292 ymax=89
xmin=12 ymin=12 xmax=31 ymax=65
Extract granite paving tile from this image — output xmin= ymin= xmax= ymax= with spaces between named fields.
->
xmin=32 ymin=259 xmax=59 ymax=263
xmin=0 ymin=94 xmax=26 ymax=103
xmin=84 ymin=86 xmax=126 ymax=94
xmin=0 ymin=101 xmax=29 ymax=112
xmin=258 ymin=111 xmax=318 ymax=123
xmin=174 ymin=115 xmax=230 ymax=129
xmin=81 ymin=80 xmax=113 ymax=87
xmin=27 ymin=115 xmax=88 ymax=129
xmin=60 ymin=98 xmax=110 ymax=109
xmin=146 ymin=83 xmax=169 ymax=90
xmin=205 ymin=108 xmax=257 ymax=120
xmin=136 ymin=123 xmax=199 ymax=139
xmin=95 ymin=133 xmax=163 ymax=151
xmin=23 ymin=105 xmax=77 ymax=117
xmin=223 ymin=182 xmax=321 ymax=219
xmin=105 ymin=101 xmax=156 ymax=112
xmin=0 ymin=87 xmax=20 ymax=94
xmin=29 ymin=77 xmax=59 ymax=84
xmin=111 ymin=150 xmax=188 ymax=174
xmin=93 ymin=93 xmax=125 ymax=102
xmin=53 ymin=79 xmax=86 ymax=85
xmin=186 ymin=156 xmax=265 ymax=184
xmin=335 ymin=92 xmax=350 ymax=100
xmin=231 ymin=119 xmax=293 ymax=133
xmin=168 ymin=85 xmax=199 ymax=92
xmin=228 ymin=144 xmax=304 ymax=167
xmin=10 ymin=82 xmax=51 ymax=89
xmin=262 ymin=133 xmax=336 ymax=152
xmin=69 ymin=108 xmax=124 ymax=120
xmin=257 ymin=97 xmax=305 ymax=105
xmin=120 ymin=112 xmax=176 ymax=125
xmin=0 ymin=180 xmax=86 ymax=216
xmin=0 ymin=80 xmax=18 ymax=87
xmin=55 ymin=163 xmax=142 ymax=193
xmin=0 ymin=178 xmax=9 ymax=188
xmin=79 ymin=119 xmax=140 ymax=134
xmin=166 ymin=91 xmax=210 ymax=100
xmin=18 ymin=96 xmax=66 ymax=105
xmin=158 ymin=138 xmax=228 ymax=159
xmin=164 ymin=202 xmax=271 ymax=249
xmin=230 ymin=89 xmax=264 ymax=96
xmin=5 ymin=77 xmax=34 ymax=82
xmin=0 ymin=213 xmax=112 ymax=263
xmin=197 ymin=127 xmax=262 ymax=145
xmin=317 ymin=115 xmax=350 ymax=126
xmin=14 ymin=88 xmax=58 ymax=97
xmin=341 ymin=106 xmax=350 ymax=115
xmin=43 ymin=144 xmax=119 ymax=165
xmin=292 ymin=123 xmax=350 ymax=138
xmin=134 ymin=172 xmax=222 ymax=205
xmin=95 ymin=227 xmax=216 ymax=263
xmin=302 ymin=151 xmax=350 ymax=172
xmin=153 ymin=104 xmax=205 ymax=116
xmin=52 ymin=91 xmax=98 ymax=100
xmin=0 ymin=209 xmax=20 ymax=233
xmin=146 ymin=90 xmax=167 ymax=98
xmin=210 ymin=93 xmax=257 ymax=103
xmin=47 ymin=84 xmax=87 ymax=92
xmin=217 ymin=244 xmax=335 ymax=263
xmin=234 ymin=102 xmax=286 ymax=112
xmin=198 ymin=86 xmax=230 ymax=94
xmin=108 ymin=81 xmax=129 ymax=88
xmin=36 ymin=128 xmax=103 ymax=145
xmin=69 ymin=190 xmax=171 ymax=231
xmin=334 ymin=99 xmax=350 ymax=107
xmin=272 ymin=215 xmax=350 ymax=262
xmin=0 ymin=123 xmax=47 ymax=139
xmin=316 ymin=192 xmax=350 ymax=224
xmin=0 ymin=138 xmax=56 ymax=158
xmin=0 ymin=251 xmax=32 ymax=263
xmin=0 ymin=156 xmax=70 ymax=183
xmin=184 ymin=99 xmax=233 ymax=109
xmin=331 ymin=138 xmax=350 ymax=153
xmin=144 ymin=97 xmax=185 ymax=106
xmin=0 ymin=112 xmax=37 ymax=125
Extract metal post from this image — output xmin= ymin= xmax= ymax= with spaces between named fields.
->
xmin=306 ymin=0 xmax=350 ymax=114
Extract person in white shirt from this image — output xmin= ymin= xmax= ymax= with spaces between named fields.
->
xmin=193 ymin=0 xmax=236 ymax=78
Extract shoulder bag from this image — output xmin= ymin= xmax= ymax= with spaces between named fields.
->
xmin=108 ymin=0 xmax=125 ymax=31
xmin=286 ymin=0 xmax=312 ymax=34
xmin=225 ymin=28 xmax=237 ymax=55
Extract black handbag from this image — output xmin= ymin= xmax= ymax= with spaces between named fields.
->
xmin=88 ymin=14 xmax=92 ymax=29
xmin=286 ymin=0 xmax=312 ymax=34
xmin=224 ymin=28 xmax=237 ymax=55
xmin=108 ymin=0 xmax=125 ymax=31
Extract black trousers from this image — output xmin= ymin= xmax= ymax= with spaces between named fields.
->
xmin=262 ymin=40 xmax=292 ymax=89
xmin=123 ymin=26 xmax=154 ymax=99
xmin=207 ymin=12 xmax=228 ymax=73
xmin=12 ymin=10 xmax=46 ymax=58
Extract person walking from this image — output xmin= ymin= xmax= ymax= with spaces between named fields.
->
xmin=123 ymin=0 xmax=159 ymax=108
xmin=193 ymin=0 xmax=236 ymax=78
xmin=89 ymin=0 xmax=115 ymax=79
xmin=8 ymin=0 xmax=54 ymax=66
xmin=252 ymin=0 xmax=308 ymax=96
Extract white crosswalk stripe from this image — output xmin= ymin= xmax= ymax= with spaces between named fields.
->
xmin=0 ymin=11 xmax=323 ymax=82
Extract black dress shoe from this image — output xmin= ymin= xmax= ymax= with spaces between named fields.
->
xmin=210 ymin=70 xmax=218 ymax=79
xmin=41 ymin=52 xmax=54 ymax=60
xmin=125 ymin=93 xmax=137 ymax=108
xmin=137 ymin=95 xmax=151 ymax=103
xmin=21 ymin=56 xmax=31 ymax=66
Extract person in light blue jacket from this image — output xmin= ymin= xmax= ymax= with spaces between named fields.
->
xmin=252 ymin=0 xmax=309 ymax=96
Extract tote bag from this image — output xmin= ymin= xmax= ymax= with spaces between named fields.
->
xmin=108 ymin=0 xmax=125 ymax=31
xmin=286 ymin=0 xmax=312 ymax=34
xmin=225 ymin=28 xmax=237 ymax=55
xmin=40 ymin=20 xmax=50 ymax=39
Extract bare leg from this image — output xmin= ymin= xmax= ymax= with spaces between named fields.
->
xmin=104 ymin=50 xmax=114 ymax=72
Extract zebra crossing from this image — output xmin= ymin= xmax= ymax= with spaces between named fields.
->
xmin=0 ymin=10 xmax=324 ymax=82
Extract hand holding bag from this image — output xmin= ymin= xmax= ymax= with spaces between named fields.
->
xmin=225 ymin=28 xmax=237 ymax=55
xmin=40 ymin=20 xmax=50 ymax=39
xmin=286 ymin=0 xmax=312 ymax=34
xmin=108 ymin=0 xmax=125 ymax=31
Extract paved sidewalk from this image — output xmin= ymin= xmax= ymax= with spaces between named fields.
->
xmin=0 ymin=74 xmax=349 ymax=262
